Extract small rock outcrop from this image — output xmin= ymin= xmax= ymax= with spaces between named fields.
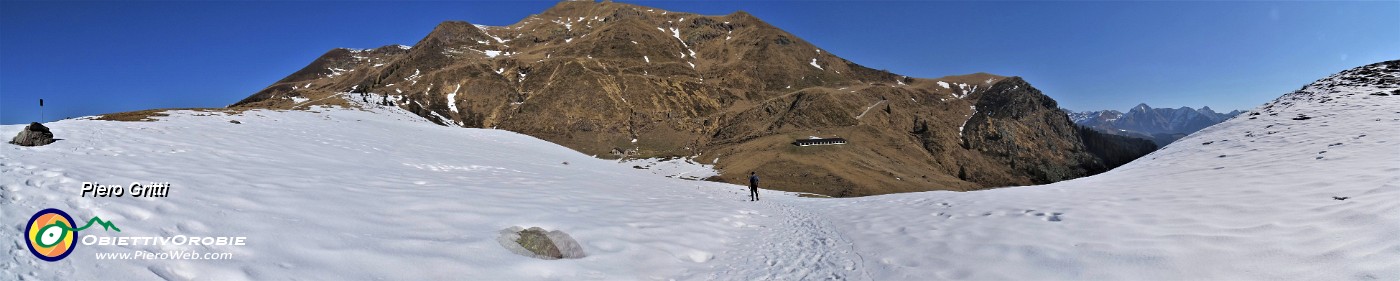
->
xmin=9 ymin=122 xmax=55 ymax=146
xmin=497 ymin=226 xmax=585 ymax=260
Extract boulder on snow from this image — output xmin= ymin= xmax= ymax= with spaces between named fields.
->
xmin=497 ymin=226 xmax=585 ymax=260
xmin=515 ymin=228 xmax=562 ymax=258
xmin=9 ymin=122 xmax=55 ymax=146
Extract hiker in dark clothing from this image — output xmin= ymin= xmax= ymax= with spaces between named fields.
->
xmin=748 ymin=172 xmax=760 ymax=201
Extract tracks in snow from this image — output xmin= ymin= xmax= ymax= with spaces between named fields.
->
xmin=707 ymin=195 xmax=870 ymax=280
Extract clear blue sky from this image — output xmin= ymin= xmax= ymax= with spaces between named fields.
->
xmin=2 ymin=1 xmax=1397 ymax=124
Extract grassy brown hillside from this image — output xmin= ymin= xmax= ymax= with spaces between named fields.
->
xmin=230 ymin=0 xmax=1155 ymax=197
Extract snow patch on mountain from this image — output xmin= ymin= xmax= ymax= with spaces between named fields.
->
xmin=959 ymin=105 xmax=977 ymax=137
xmin=618 ymin=157 xmax=719 ymax=180
xmin=447 ymin=84 xmax=462 ymax=113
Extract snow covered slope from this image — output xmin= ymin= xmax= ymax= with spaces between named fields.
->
xmin=0 ymin=103 xmax=861 ymax=280
xmin=798 ymin=61 xmax=1400 ymax=280
xmin=3 ymin=61 xmax=1397 ymax=280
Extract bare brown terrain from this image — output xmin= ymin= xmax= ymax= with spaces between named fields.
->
xmin=229 ymin=0 xmax=1155 ymax=197
xmin=93 ymin=108 xmax=242 ymax=122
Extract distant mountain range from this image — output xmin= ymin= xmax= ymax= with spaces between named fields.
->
xmin=1067 ymin=104 xmax=1243 ymax=146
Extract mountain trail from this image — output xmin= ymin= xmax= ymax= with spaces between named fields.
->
xmin=705 ymin=192 xmax=868 ymax=280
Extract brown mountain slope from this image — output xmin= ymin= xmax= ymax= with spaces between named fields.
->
xmin=231 ymin=0 xmax=1154 ymax=197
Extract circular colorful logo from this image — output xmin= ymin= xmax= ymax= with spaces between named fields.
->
xmin=26 ymin=208 xmax=77 ymax=262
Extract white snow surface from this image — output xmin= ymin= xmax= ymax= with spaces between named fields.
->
xmin=669 ymin=27 xmax=684 ymax=48
xmin=1 ymin=104 xmax=838 ymax=280
xmin=325 ymin=67 xmax=351 ymax=78
xmin=953 ymin=83 xmax=976 ymax=99
xmin=809 ymin=58 xmax=823 ymax=70
xmin=405 ymin=69 xmax=421 ymax=85
xmin=617 ymin=157 xmax=719 ymax=181
xmin=447 ymin=84 xmax=461 ymax=113
xmin=958 ymin=105 xmax=977 ymax=137
xmin=2 ymin=62 xmax=1398 ymax=280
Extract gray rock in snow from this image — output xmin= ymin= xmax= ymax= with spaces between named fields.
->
xmin=10 ymin=122 xmax=55 ymax=146
xmin=497 ymin=226 xmax=586 ymax=260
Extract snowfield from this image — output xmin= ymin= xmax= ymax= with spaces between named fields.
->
xmin=2 ymin=62 xmax=1398 ymax=280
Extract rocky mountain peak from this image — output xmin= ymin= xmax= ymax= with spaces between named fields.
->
xmin=1131 ymin=103 xmax=1153 ymax=112
xmin=1072 ymin=101 xmax=1246 ymax=146
xmin=975 ymin=77 xmax=1057 ymax=119
xmin=415 ymin=21 xmax=493 ymax=49
xmin=230 ymin=1 xmax=1156 ymax=197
